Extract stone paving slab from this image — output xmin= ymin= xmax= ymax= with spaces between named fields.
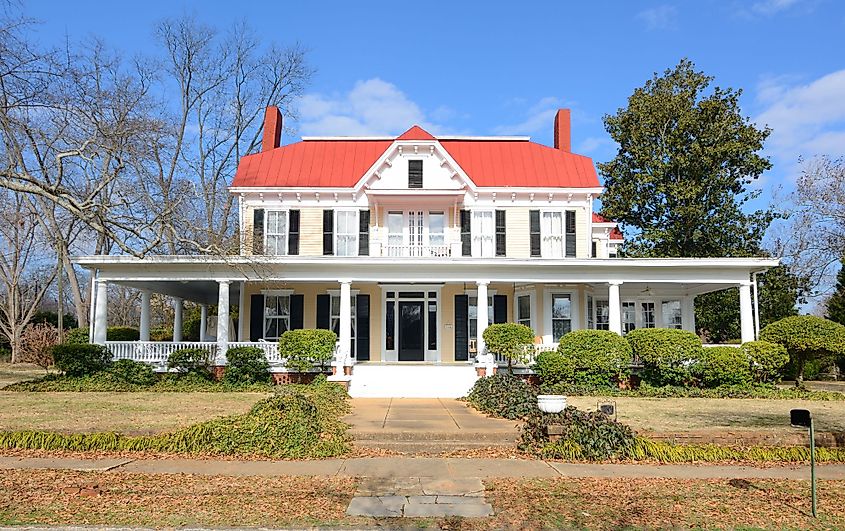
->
xmin=403 ymin=502 xmax=493 ymax=518
xmin=346 ymin=496 xmax=403 ymax=517
xmin=347 ymin=476 xmax=494 ymax=518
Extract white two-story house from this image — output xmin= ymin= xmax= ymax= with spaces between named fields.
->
xmin=75 ymin=107 xmax=777 ymax=397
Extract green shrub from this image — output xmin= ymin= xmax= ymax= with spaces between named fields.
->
xmin=626 ymin=328 xmax=703 ymax=386
xmin=694 ymin=346 xmax=752 ymax=388
xmin=482 ymin=323 xmax=535 ymax=371
xmin=465 ymin=373 xmax=537 ymax=420
xmin=742 ymin=340 xmax=789 ymax=383
xmin=167 ymin=348 xmax=213 ymax=379
xmin=106 ymin=326 xmax=140 ymax=341
xmin=149 ymin=326 xmax=173 ymax=342
xmin=536 ymin=330 xmax=632 ymax=387
xmin=223 ymin=347 xmax=271 ymax=385
xmin=107 ymin=359 xmax=157 ymax=386
xmin=761 ymin=316 xmax=845 ymax=383
xmin=51 ymin=343 xmax=112 ymax=377
xmin=520 ymin=406 xmax=637 ymax=460
xmin=0 ymin=380 xmax=351 ymax=458
xmin=280 ymin=329 xmax=337 ymax=374
xmin=63 ymin=327 xmax=89 ymax=344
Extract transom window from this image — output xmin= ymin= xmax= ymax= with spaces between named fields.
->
xmin=263 ymin=294 xmax=291 ymax=340
xmin=551 ymin=294 xmax=572 ymax=342
xmin=471 ymin=210 xmax=495 ymax=257
xmin=335 ymin=210 xmax=359 ymax=257
xmin=265 ymin=210 xmax=288 ymax=256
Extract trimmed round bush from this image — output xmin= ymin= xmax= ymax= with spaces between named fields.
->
xmin=63 ymin=327 xmax=89 ymax=344
xmin=482 ymin=323 xmax=535 ymax=370
xmin=536 ymin=330 xmax=633 ymax=388
xmin=761 ymin=316 xmax=845 ymax=383
xmin=626 ymin=328 xmax=703 ymax=387
xmin=167 ymin=347 xmax=213 ymax=378
xmin=224 ymin=346 xmax=271 ymax=385
xmin=695 ymin=346 xmax=752 ymax=388
xmin=280 ymin=329 xmax=338 ymax=373
xmin=107 ymin=359 xmax=157 ymax=386
xmin=106 ymin=326 xmax=140 ymax=341
xmin=52 ymin=343 xmax=112 ymax=377
xmin=742 ymin=340 xmax=789 ymax=383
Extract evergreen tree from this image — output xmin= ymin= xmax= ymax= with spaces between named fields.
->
xmin=826 ymin=257 xmax=845 ymax=326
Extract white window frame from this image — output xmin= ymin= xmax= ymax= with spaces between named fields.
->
xmin=514 ymin=290 xmax=536 ymax=333
xmin=622 ymin=301 xmax=637 ymax=334
xmin=471 ymin=209 xmax=495 ymax=258
xmin=586 ymin=294 xmax=595 ymax=329
xmin=661 ymin=300 xmax=683 ymax=329
xmin=641 ymin=301 xmax=656 ymax=329
xmin=380 ymin=285 xmax=442 ymax=362
xmin=262 ymin=289 xmax=293 ymax=340
xmin=428 ymin=211 xmax=446 ymax=248
xmin=265 ymin=210 xmax=289 ymax=256
xmin=542 ymin=289 xmax=579 ymax=343
xmin=595 ymin=299 xmax=610 ymax=330
xmin=540 ymin=210 xmax=564 ymax=258
xmin=334 ymin=210 xmax=359 ymax=257
xmin=328 ymin=289 xmax=359 ymax=359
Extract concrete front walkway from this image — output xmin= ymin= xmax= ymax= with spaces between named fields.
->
xmin=346 ymin=398 xmax=520 ymax=452
xmin=2 ymin=455 xmax=845 ymax=480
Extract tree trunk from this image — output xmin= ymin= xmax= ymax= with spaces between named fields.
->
xmin=796 ymin=359 xmax=806 ymax=386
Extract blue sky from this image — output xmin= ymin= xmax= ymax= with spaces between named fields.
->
xmin=23 ymin=0 xmax=845 ymax=205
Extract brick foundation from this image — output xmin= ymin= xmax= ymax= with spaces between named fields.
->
xmin=210 ymin=366 xmax=330 ymax=385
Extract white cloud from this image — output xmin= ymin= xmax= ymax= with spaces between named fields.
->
xmin=751 ymin=0 xmax=801 ymax=15
xmin=297 ymin=78 xmax=451 ymax=137
xmin=578 ymin=136 xmax=613 ymax=154
xmin=636 ymin=5 xmax=678 ymax=30
xmin=755 ymin=69 xmax=845 ymax=159
xmin=493 ymin=96 xmax=564 ymax=136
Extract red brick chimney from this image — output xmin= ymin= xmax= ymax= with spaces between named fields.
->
xmin=553 ymin=109 xmax=571 ymax=152
xmin=262 ymin=106 xmax=283 ymax=152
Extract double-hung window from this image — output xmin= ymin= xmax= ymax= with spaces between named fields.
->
xmin=330 ymin=293 xmax=357 ymax=358
xmin=429 ymin=211 xmax=445 ymax=250
xmin=587 ymin=295 xmax=595 ymax=329
xmin=596 ymin=300 xmax=610 ymax=330
xmin=551 ymin=294 xmax=572 ymax=342
xmin=335 ymin=210 xmax=359 ymax=257
xmin=471 ymin=210 xmax=495 ymax=257
xmin=662 ymin=300 xmax=683 ymax=329
xmin=541 ymin=212 xmax=564 ymax=257
xmin=265 ymin=210 xmax=288 ymax=256
xmin=622 ymin=302 xmax=636 ymax=334
xmin=641 ymin=302 xmax=656 ymax=328
xmin=264 ymin=293 xmax=291 ymax=340
xmin=516 ymin=294 xmax=532 ymax=329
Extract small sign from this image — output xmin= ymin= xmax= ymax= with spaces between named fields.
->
xmin=791 ymin=409 xmax=811 ymax=428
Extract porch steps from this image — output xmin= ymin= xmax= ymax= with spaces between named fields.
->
xmin=348 ymin=363 xmax=479 ymax=398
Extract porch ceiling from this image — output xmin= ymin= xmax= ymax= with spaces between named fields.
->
xmin=115 ymin=280 xmax=240 ymax=305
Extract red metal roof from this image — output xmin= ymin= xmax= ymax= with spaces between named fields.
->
xmin=231 ymin=129 xmax=601 ymax=189
xmin=396 ymin=125 xmax=435 ymax=141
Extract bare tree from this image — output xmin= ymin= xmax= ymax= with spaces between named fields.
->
xmin=773 ymin=156 xmax=845 ymax=296
xmin=0 ymin=191 xmax=58 ymax=362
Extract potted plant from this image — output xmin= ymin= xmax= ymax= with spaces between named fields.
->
xmin=537 ymin=394 xmax=567 ymax=413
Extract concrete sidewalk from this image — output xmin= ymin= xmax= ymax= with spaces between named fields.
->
xmin=1 ymin=455 xmax=844 ymax=480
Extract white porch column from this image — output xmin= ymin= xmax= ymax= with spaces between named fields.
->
xmin=338 ymin=280 xmax=352 ymax=364
xmin=739 ymin=281 xmax=755 ymax=343
xmin=139 ymin=290 xmax=151 ymax=341
xmin=199 ymin=304 xmax=208 ymax=342
xmin=172 ymin=297 xmax=183 ymax=342
xmin=682 ymin=296 xmax=697 ymax=333
xmin=217 ymin=280 xmax=230 ymax=364
xmin=92 ymin=278 xmax=108 ymax=345
xmin=608 ymin=281 xmax=623 ymax=335
xmin=476 ymin=281 xmax=489 ymax=355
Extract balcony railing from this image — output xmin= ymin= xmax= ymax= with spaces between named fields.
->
xmin=381 ymin=244 xmax=452 ymax=258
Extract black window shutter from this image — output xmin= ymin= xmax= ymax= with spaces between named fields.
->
xmin=454 ymin=294 xmax=469 ymax=361
xmin=494 ymin=294 xmax=508 ymax=324
xmin=565 ymin=210 xmax=576 ymax=257
xmin=408 ymin=159 xmax=423 ymax=188
xmin=460 ymin=210 xmax=471 ymax=257
xmin=529 ymin=210 xmax=541 ymax=257
xmin=249 ymin=294 xmax=264 ymax=341
xmin=495 ymin=210 xmax=506 ymax=257
xmin=591 ymin=240 xmax=597 ymax=258
xmin=322 ymin=210 xmax=334 ymax=256
xmin=316 ymin=294 xmax=331 ymax=329
xmin=358 ymin=210 xmax=370 ymax=256
xmin=356 ymin=294 xmax=370 ymax=361
xmin=288 ymin=210 xmax=300 ymax=255
xmin=252 ymin=209 xmax=265 ymax=255
xmin=289 ymin=294 xmax=304 ymax=330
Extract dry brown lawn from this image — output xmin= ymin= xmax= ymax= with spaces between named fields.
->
xmin=567 ymin=396 xmax=845 ymax=434
xmin=0 ymin=363 xmax=50 ymax=388
xmin=0 ymin=391 xmax=266 ymax=434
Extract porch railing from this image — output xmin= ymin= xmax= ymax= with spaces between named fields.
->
xmin=492 ymin=343 xmax=558 ymax=368
xmin=381 ymin=244 xmax=452 ymax=258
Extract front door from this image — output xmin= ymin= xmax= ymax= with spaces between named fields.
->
xmin=398 ymin=301 xmax=425 ymax=361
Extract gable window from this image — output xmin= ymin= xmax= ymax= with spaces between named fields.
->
xmin=622 ymin=302 xmax=636 ymax=334
xmin=641 ymin=302 xmax=656 ymax=328
xmin=335 ymin=210 xmax=359 ymax=257
xmin=265 ymin=210 xmax=288 ymax=256
xmin=330 ymin=292 xmax=357 ymax=358
xmin=408 ymin=159 xmax=423 ymax=188
xmin=662 ymin=300 xmax=683 ymax=329
xmin=541 ymin=212 xmax=564 ymax=257
xmin=471 ymin=210 xmax=495 ymax=257
xmin=551 ymin=294 xmax=572 ymax=342
xmin=596 ymin=300 xmax=610 ymax=330
xmin=264 ymin=293 xmax=291 ymax=340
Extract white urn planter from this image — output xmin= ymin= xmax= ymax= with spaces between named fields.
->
xmin=537 ymin=394 xmax=567 ymax=414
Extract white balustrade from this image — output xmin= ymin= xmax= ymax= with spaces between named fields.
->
xmin=106 ymin=341 xmax=282 ymax=367
xmin=381 ymin=244 xmax=452 ymax=258
xmin=492 ymin=343 xmax=558 ymax=368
